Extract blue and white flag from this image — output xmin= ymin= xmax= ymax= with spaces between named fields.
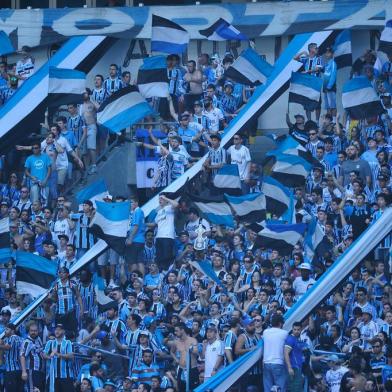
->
xmin=270 ymin=153 xmax=312 ymax=188
xmin=76 ymin=178 xmax=108 ymax=210
xmin=199 ymin=18 xmax=248 ymax=41
xmin=151 ymin=15 xmax=189 ymax=54
xmin=191 ymin=194 xmax=234 ymax=227
xmin=255 ymin=223 xmax=306 ymax=255
xmin=304 ymin=218 xmax=327 ymax=260
xmin=342 ymin=76 xmax=384 ymax=120
xmin=379 ymin=19 xmax=392 ymax=56
xmin=97 ymin=85 xmax=154 ymax=134
xmin=16 ymin=251 xmax=57 ymax=298
xmin=137 ymin=55 xmax=169 ymax=98
xmin=89 ymin=201 xmax=130 ymax=255
xmin=0 ymin=218 xmax=9 ymax=249
xmin=189 ymin=260 xmax=225 ymax=289
xmin=288 ymin=72 xmax=323 ymax=107
xmin=267 ymin=135 xmax=317 ymax=165
xmin=261 ymin=176 xmax=291 ymax=217
xmin=333 ymin=30 xmax=352 ymax=69
xmin=93 ymin=274 xmax=117 ymax=313
xmin=47 ymin=66 xmax=86 ymax=107
xmin=224 ymin=48 xmax=273 ymax=85
xmin=224 ymin=192 xmax=266 ymax=223
xmin=48 ymin=67 xmax=85 ymax=94
xmin=213 ymin=164 xmax=242 ymax=195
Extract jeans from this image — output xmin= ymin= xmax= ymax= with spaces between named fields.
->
xmin=288 ymin=367 xmax=303 ymax=392
xmin=263 ymin=363 xmax=287 ymax=392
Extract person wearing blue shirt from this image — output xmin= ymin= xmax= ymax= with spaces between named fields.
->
xmin=24 ymin=142 xmax=52 ymax=205
xmin=323 ymin=47 xmax=338 ymax=118
xmin=125 ymin=196 xmax=146 ymax=275
xmin=323 ymin=137 xmax=338 ymax=169
xmin=218 ymin=81 xmax=238 ymax=122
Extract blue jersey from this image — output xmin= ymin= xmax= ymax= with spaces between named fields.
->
xmin=67 ymin=114 xmax=86 ymax=145
xmin=91 ymin=87 xmax=109 ymax=105
xmin=54 ymin=279 xmax=77 ymax=315
xmin=71 ymin=213 xmax=95 ymax=250
xmin=103 ymin=77 xmax=123 ymax=96
xmin=129 ymin=207 xmax=145 ymax=244
xmin=4 ymin=334 xmax=22 ymax=371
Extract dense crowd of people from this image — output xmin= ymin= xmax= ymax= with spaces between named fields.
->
xmin=0 ymin=35 xmax=391 ymax=392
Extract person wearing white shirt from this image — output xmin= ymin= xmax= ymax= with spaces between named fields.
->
xmin=293 ymin=263 xmax=316 ymax=299
xmin=263 ymin=314 xmax=289 ymax=392
xmin=325 ymin=355 xmax=349 ymax=392
xmin=227 ymin=134 xmax=251 ymax=189
xmin=203 ymin=96 xmax=225 ymax=133
xmin=202 ymin=325 xmax=224 ymax=381
xmin=151 ymin=195 xmax=178 ymax=271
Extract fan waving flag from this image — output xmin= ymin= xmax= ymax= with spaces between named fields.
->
xmin=267 ymin=135 xmax=318 ymax=165
xmin=224 ymin=48 xmax=273 ymax=86
xmin=333 ymin=30 xmax=352 ymax=69
xmin=137 ymin=55 xmax=169 ymax=99
xmin=151 ymin=15 xmax=189 ymax=54
xmin=189 ymin=260 xmax=225 ymax=289
xmin=89 ymin=201 xmax=130 ymax=255
xmin=16 ymin=251 xmax=58 ymax=298
xmin=76 ymin=179 xmax=108 ymax=210
xmin=191 ymin=194 xmax=234 ymax=227
xmin=199 ymin=18 xmax=248 ymax=41
xmin=93 ymin=274 xmax=117 ymax=313
xmin=270 ymin=153 xmax=312 ymax=188
xmin=379 ymin=19 xmax=392 ymax=56
xmin=47 ymin=67 xmax=86 ymax=107
xmin=255 ymin=223 xmax=306 ymax=256
xmin=97 ymin=85 xmax=154 ymax=134
xmin=305 ymin=218 xmax=329 ymax=260
xmin=213 ymin=164 xmax=242 ymax=195
xmin=0 ymin=218 xmax=9 ymax=248
xmin=342 ymin=76 xmax=384 ymax=120
xmin=261 ymin=176 xmax=291 ymax=217
xmin=289 ymin=72 xmax=323 ymax=108
xmin=224 ymin=192 xmax=266 ymax=223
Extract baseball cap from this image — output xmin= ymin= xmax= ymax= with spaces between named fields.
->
xmin=298 ymin=262 xmax=312 ymax=271
xmin=55 ymin=323 xmax=65 ymax=329
xmin=327 ymin=354 xmax=340 ymax=363
xmin=179 ymin=113 xmax=190 ymax=121
xmin=294 ymin=114 xmax=305 ymax=119
xmin=224 ymin=80 xmax=234 ymax=88
xmin=57 ymin=234 xmax=69 ymax=241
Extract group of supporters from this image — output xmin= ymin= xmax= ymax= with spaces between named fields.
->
xmin=0 ymin=39 xmax=391 ymax=392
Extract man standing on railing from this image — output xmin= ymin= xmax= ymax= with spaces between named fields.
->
xmin=262 ymin=314 xmax=289 ymax=392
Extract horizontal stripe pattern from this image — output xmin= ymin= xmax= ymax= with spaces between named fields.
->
xmin=137 ymin=61 xmax=169 ymax=98
xmin=0 ymin=218 xmax=8 ymax=235
xmin=289 ymin=83 xmax=321 ymax=102
xmin=261 ymin=176 xmax=290 ymax=216
xmin=213 ymin=164 xmax=241 ymax=189
xmin=193 ymin=200 xmax=234 ymax=227
xmin=16 ymin=251 xmax=58 ymax=276
xmin=199 ymin=18 xmax=247 ymax=41
xmin=333 ymin=30 xmax=352 ymax=68
xmin=225 ymin=192 xmax=266 ymax=222
xmin=97 ymin=86 xmax=153 ymax=132
xmin=16 ymin=280 xmax=48 ymax=298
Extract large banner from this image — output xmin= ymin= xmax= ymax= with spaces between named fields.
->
xmin=135 ymin=128 xmax=167 ymax=189
xmin=0 ymin=0 xmax=387 ymax=54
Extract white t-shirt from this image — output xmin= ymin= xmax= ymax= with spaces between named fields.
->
xmin=325 ymin=366 xmax=349 ymax=392
xmin=53 ymin=218 xmax=72 ymax=247
xmin=293 ymin=276 xmax=316 ymax=298
xmin=185 ymin=217 xmax=211 ymax=240
xmin=204 ymin=339 xmax=224 ymax=378
xmin=262 ymin=327 xmax=288 ymax=365
xmin=227 ymin=145 xmax=251 ymax=180
xmin=155 ymin=205 xmax=176 ymax=239
xmin=41 ymin=136 xmax=73 ymax=170
xmin=203 ymin=107 xmax=224 ymax=132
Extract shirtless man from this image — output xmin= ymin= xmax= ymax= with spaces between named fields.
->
xmin=170 ymin=322 xmax=199 ymax=392
xmin=80 ymin=91 xmax=98 ymax=174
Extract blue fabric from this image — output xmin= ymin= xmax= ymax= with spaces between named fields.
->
xmin=24 ymin=153 xmax=52 ymax=181
xmin=129 ymin=206 xmax=145 ymax=243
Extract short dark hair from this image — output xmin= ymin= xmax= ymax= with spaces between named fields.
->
xmin=292 ymin=321 xmax=302 ymax=328
xmin=187 ymin=60 xmax=196 ymax=67
xmin=95 ymin=74 xmax=104 ymax=82
xmin=110 ymin=63 xmax=118 ymax=69
xmin=271 ymin=314 xmax=284 ymax=327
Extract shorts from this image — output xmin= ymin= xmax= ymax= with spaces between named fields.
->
xmin=97 ymin=124 xmax=108 ymax=140
xmin=98 ymin=248 xmax=120 ymax=266
xmin=124 ymin=242 xmax=144 ymax=265
xmin=57 ymin=168 xmax=67 ymax=185
xmin=323 ymin=90 xmax=336 ymax=110
xmin=86 ymin=124 xmax=97 ymax=150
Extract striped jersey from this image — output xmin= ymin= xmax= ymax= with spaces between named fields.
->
xmin=207 ymin=146 xmax=226 ymax=177
xmin=305 ymin=140 xmax=324 ymax=158
xmin=67 ymin=114 xmax=86 ymax=145
xmin=71 ymin=213 xmax=95 ymax=250
xmin=91 ymin=87 xmax=109 ymax=106
xmin=16 ymin=57 xmax=35 ymax=79
xmin=44 ymin=338 xmax=74 ymax=380
xmin=20 ymin=335 xmax=44 ymax=371
xmin=4 ymin=334 xmax=22 ymax=371
xmin=143 ymin=244 xmax=156 ymax=264
xmin=102 ymin=318 xmax=127 ymax=343
xmin=55 ymin=279 xmax=77 ymax=315
xmin=131 ymin=360 xmax=160 ymax=384
xmin=78 ymin=281 xmax=96 ymax=317
xmin=103 ymin=77 xmax=123 ymax=96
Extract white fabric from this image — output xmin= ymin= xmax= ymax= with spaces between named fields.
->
xmin=293 ymin=276 xmax=316 ymax=298
xmin=203 ymin=108 xmax=224 ymax=132
xmin=155 ymin=205 xmax=176 ymax=239
xmin=227 ymin=145 xmax=251 ymax=180
xmin=204 ymin=339 xmax=224 ymax=378
xmin=325 ymin=367 xmax=349 ymax=392
xmin=262 ymin=327 xmax=288 ymax=365
xmin=289 ymin=82 xmax=321 ymax=102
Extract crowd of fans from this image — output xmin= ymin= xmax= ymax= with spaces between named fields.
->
xmin=0 ymin=38 xmax=391 ymax=392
